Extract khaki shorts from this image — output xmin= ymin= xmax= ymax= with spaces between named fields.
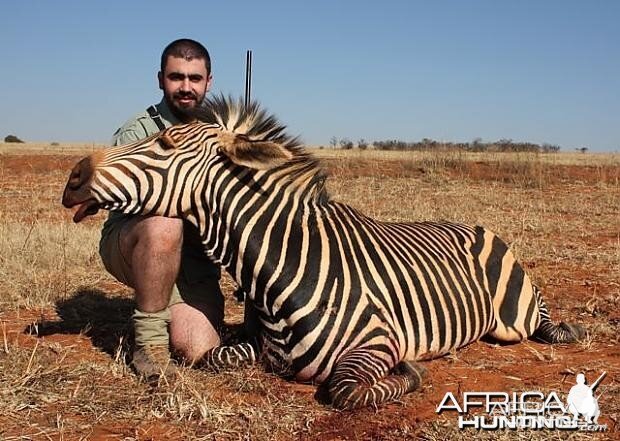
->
xmin=99 ymin=216 xmax=224 ymax=328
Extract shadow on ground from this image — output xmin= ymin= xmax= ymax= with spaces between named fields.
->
xmin=24 ymin=288 xmax=134 ymax=358
xmin=23 ymin=288 xmax=250 ymax=362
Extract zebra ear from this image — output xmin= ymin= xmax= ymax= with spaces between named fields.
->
xmin=219 ymin=133 xmax=293 ymax=169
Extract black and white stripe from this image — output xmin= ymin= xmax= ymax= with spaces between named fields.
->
xmin=77 ymin=95 xmax=585 ymax=409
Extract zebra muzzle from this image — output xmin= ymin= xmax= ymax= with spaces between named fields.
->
xmin=70 ymin=198 xmax=100 ymax=223
xmin=62 ymin=156 xmax=101 ymax=222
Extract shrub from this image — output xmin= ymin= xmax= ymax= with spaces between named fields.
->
xmin=4 ymin=134 xmax=24 ymax=143
xmin=339 ymin=138 xmax=354 ymax=150
xmin=371 ymin=137 xmax=561 ymax=153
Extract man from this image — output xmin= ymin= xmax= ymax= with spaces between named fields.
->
xmin=99 ymin=38 xmax=223 ymax=381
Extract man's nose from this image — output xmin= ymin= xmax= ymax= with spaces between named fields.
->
xmin=180 ymin=77 xmax=191 ymax=91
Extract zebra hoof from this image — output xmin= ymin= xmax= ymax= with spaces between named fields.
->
xmin=560 ymin=322 xmax=586 ymax=342
xmin=394 ymin=361 xmax=427 ymax=393
xmin=394 ymin=360 xmax=427 ymax=380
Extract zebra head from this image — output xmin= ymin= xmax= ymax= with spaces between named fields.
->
xmin=62 ymin=96 xmax=298 ymax=224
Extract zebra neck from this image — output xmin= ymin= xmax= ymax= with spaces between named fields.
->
xmin=208 ymin=182 xmax=322 ymax=306
xmin=188 ymin=159 xmax=327 ymax=305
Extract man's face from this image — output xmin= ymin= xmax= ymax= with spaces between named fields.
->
xmin=158 ymin=55 xmax=212 ymax=118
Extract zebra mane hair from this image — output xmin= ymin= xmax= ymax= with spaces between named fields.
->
xmin=193 ymin=94 xmax=329 ymax=203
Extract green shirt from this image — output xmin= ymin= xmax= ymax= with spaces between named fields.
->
xmin=111 ymin=99 xmax=180 ymax=145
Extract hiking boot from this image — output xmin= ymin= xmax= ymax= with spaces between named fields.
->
xmin=131 ymin=344 xmax=177 ymax=384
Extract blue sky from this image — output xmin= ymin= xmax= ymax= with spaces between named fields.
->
xmin=1 ymin=1 xmax=618 ymax=151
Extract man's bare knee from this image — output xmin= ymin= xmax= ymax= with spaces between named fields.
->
xmin=170 ymin=303 xmax=220 ymax=363
xmin=171 ymin=331 xmax=220 ymax=364
xmin=120 ymin=216 xmax=184 ymax=312
xmin=124 ymin=216 xmax=183 ymax=255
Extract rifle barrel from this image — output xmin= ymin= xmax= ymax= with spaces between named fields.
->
xmin=590 ymin=371 xmax=607 ymax=392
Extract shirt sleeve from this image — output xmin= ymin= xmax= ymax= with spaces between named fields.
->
xmin=112 ymin=127 xmax=143 ymax=146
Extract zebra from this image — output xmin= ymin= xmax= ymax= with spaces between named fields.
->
xmin=62 ymin=95 xmax=585 ymax=410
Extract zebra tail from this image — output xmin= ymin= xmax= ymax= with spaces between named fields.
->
xmin=532 ymin=288 xmax=586 ymax=344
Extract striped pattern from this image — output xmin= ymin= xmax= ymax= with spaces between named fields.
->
xmin=65 ymin=95 xmax=584 ymax=409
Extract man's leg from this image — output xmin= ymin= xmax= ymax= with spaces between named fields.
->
xmin=169 ymin=232 xmax=224 ymax=363
xmin=170 ymin=301 xmax=221 ymax=363
xmin=118 ymin=216 xmax=182 ymax=314
xmin=101 ymin=215 xmax=183 ymax=381
xmin=100 ymin=215 xmax=224 ymax=375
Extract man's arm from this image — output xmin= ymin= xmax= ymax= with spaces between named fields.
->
xmin=112 ymin=128 xmax=144 ymax=147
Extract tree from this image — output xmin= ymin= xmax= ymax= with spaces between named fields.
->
xmin=339 ymin=138 xmax=354 ymax=150
xmin=470 ymin=137 xmax=485 ymax=152
xmin=329 ymin=136 xmax=338 ymax=149
xmin=497 ymin=138 xmax=513 ymax=152
xmin=357 ymin=138 xmax=368 ymax=150
xmin=541 ymin=143 xmax=560 ymax=153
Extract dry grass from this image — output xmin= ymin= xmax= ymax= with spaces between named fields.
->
xmin=0 ymin=145 xmax=618 ymax=439
xmin=312 ymin=147 xmax=620 ymax=167
xmin=0 ymin=142 xmax=106 ymax=155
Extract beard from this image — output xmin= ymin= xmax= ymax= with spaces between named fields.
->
xmin=165 ymin=91 xmax=205 ymax=123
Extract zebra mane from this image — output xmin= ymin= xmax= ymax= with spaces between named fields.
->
xmin=198 ymin=95 xmax=299 ymax=147
xmin=193 ymin=94 xmax=329 ymax=203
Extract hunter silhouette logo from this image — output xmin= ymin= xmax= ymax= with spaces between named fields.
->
xmin=566 ymin=372 xmax=606 ymax=425
xmin=436 ymin=371 xmax=608 ymax=431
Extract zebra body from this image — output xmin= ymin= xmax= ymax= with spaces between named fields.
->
xmin=220 ymin=205 xmax=527 ymax=383
xmin=62 ymin=96 xmax=584 ymax=409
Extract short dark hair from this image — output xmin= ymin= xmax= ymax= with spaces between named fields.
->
xmin=160 ymin=38 xmax=211 ymax=74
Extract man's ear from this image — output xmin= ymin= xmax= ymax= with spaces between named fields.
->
xmin=157 ymin=71 xmax=164 ymax=90
xmin=218 ymin=133 xmax=293 ymax=170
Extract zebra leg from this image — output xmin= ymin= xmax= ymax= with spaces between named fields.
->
xmin=198 ymin=339 xmax=259 ymax=371
xmin=532 ymin=291 xmax=585 ymax=344
xmin=327 ymin=349 xmax=426 ymax=410
xmin=394 ymin=359 xmax=427 ymax=381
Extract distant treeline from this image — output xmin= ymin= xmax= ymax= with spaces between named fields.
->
xmin=332 ymin=137 xmax=562 ymax=153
